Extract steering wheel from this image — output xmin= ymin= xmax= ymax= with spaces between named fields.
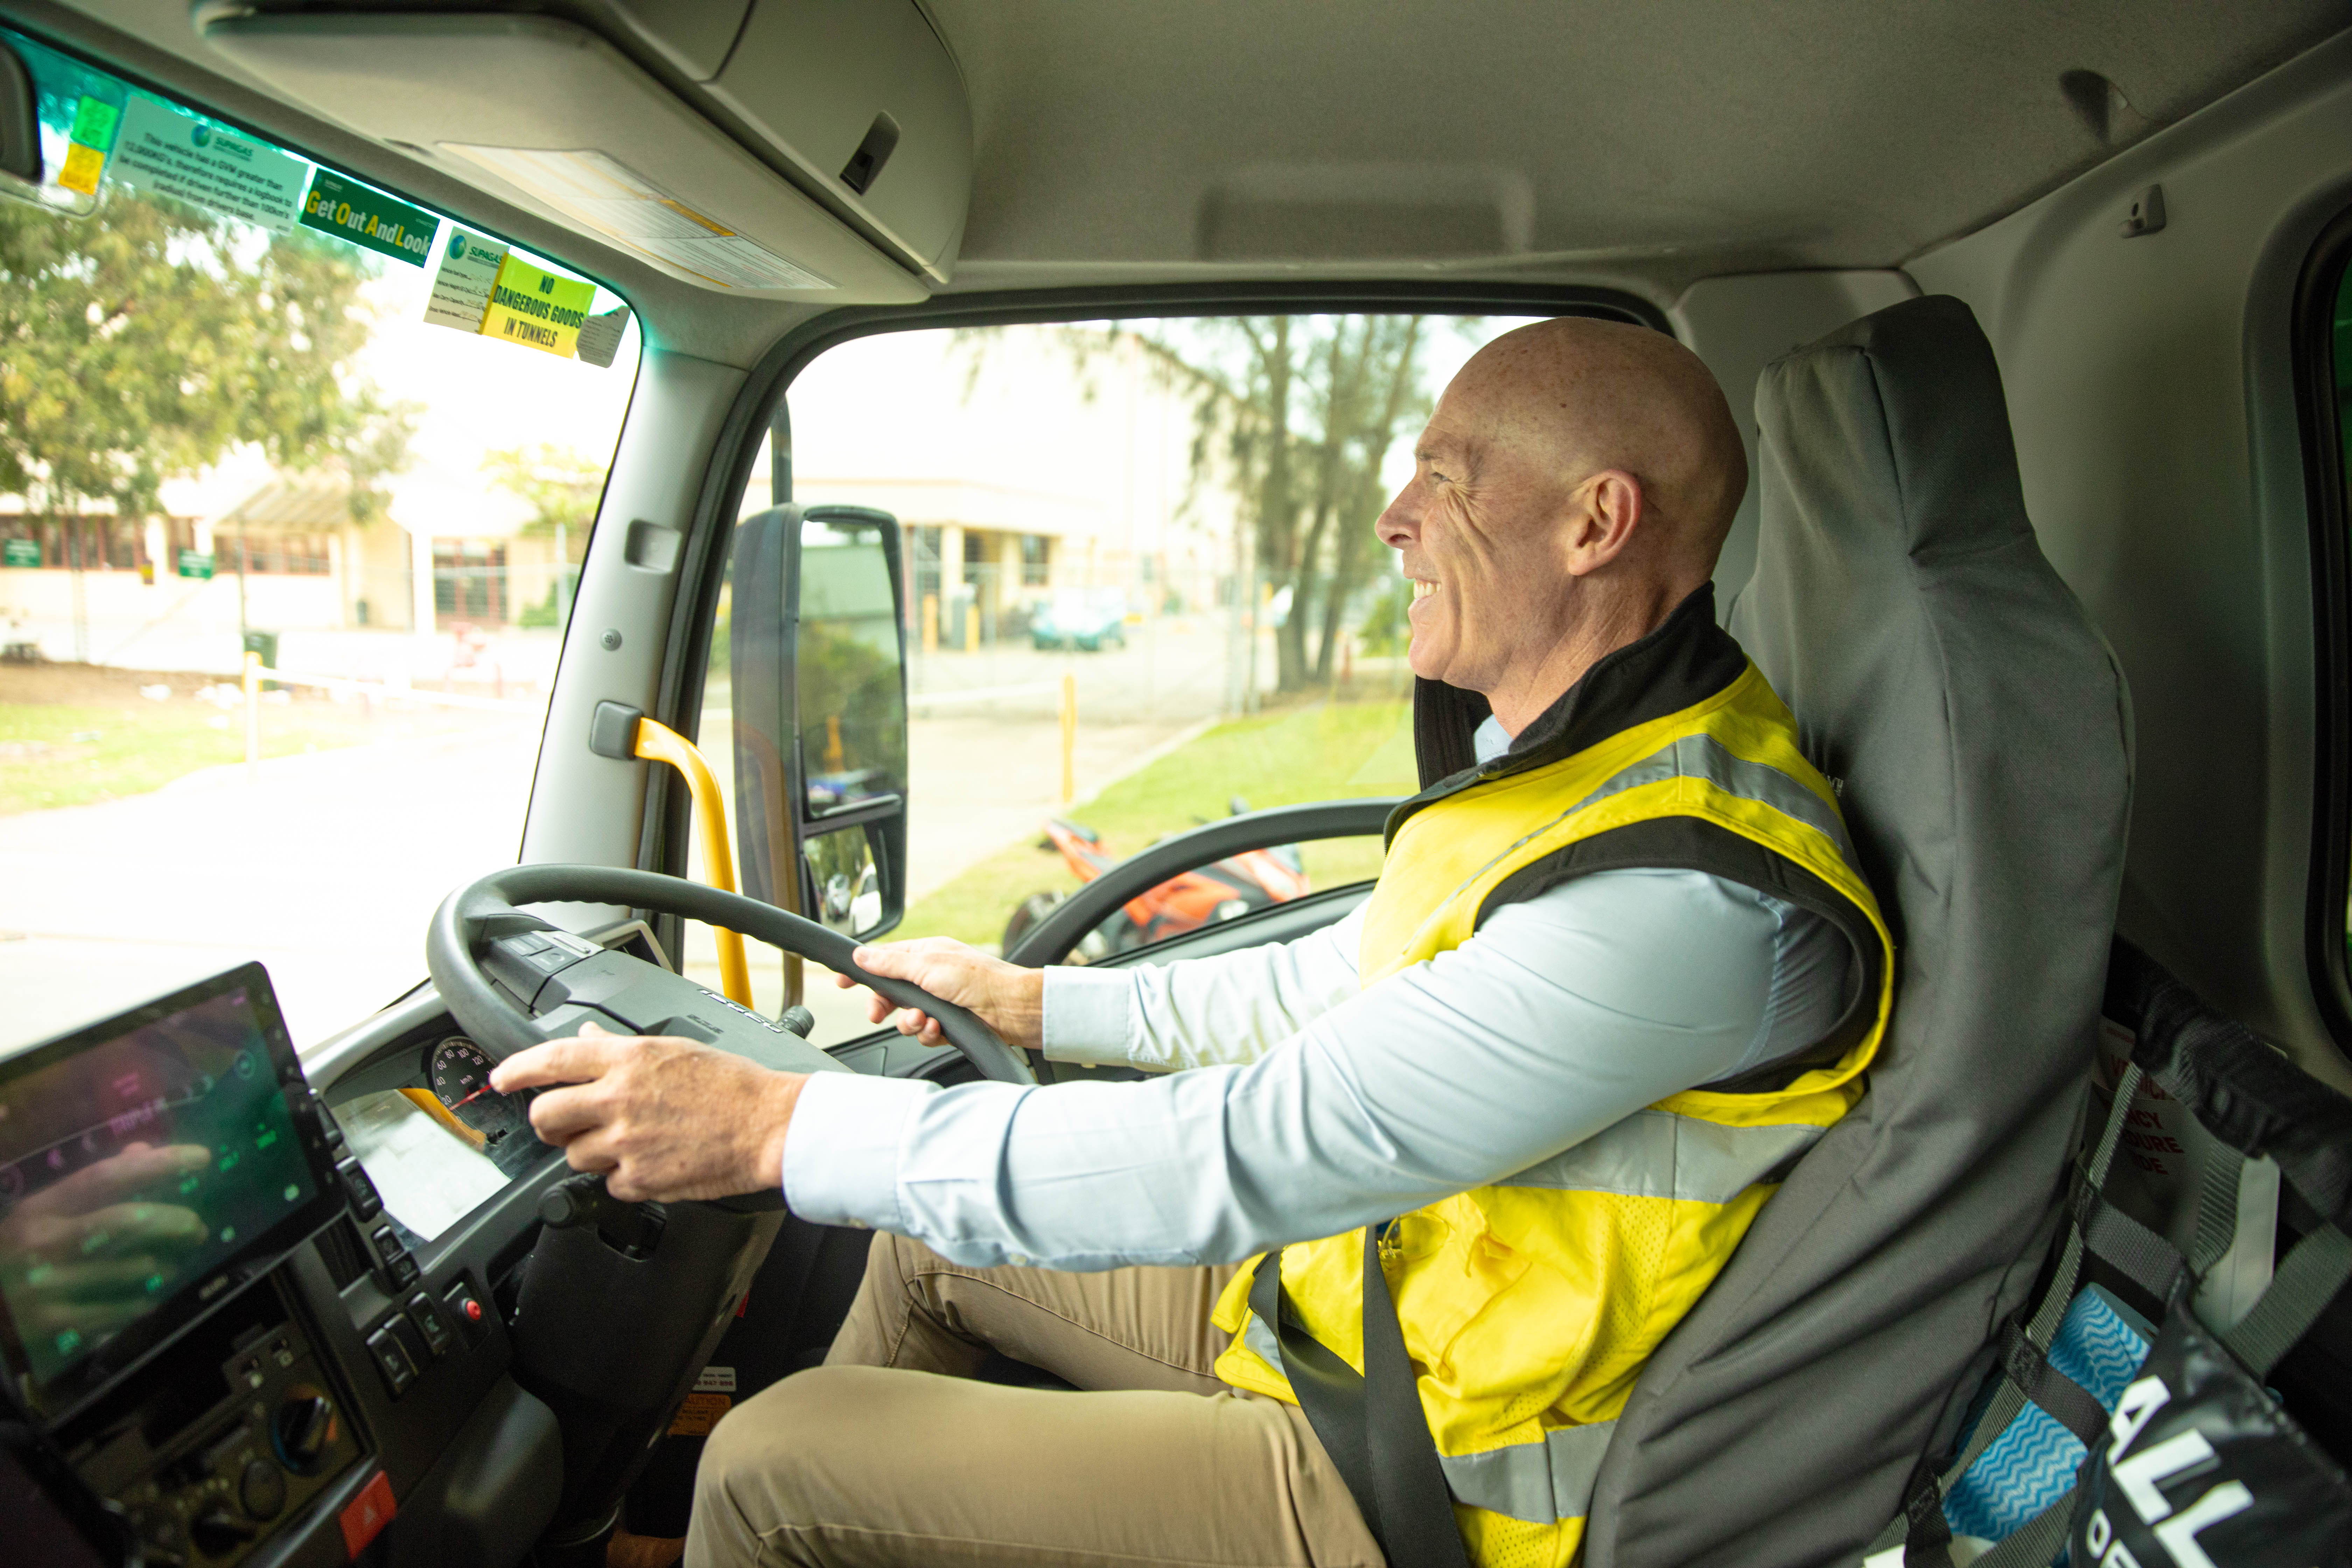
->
xmin=425 ymin=864 xmax=1037 ymax=1086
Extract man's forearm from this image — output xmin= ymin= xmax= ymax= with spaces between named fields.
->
xmin=1038 ymin=906 xmax=1364 ymax=1073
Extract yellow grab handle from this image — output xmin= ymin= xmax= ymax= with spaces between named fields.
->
xmin=633 ymin=717 xmax=755 ymax=1010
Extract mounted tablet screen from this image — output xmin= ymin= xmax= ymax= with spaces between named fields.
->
xmin=0 ymin=965 xmax=342 ymax=1421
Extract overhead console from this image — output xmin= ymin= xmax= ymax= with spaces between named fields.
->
xmin=198 ymin=0 xmax=973 ymax=301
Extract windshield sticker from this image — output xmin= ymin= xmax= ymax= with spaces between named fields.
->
xmin=108 ymin=96 xmax=304 ymax=232
xmin=299 ymin=168 xmax=438 ymax=266
xmin=54 ymin=93 xmax=118 ymax=195
xmin=422 ymin=227 xmax=508 ymax=332
xmin=478 ymin=252 xmax=597 ymax=359
xmin=575 ymin=305 xmax=632 ymax=369
xmin=444 ymin=144 xmax=834 ymax=291
xmin=66 ymin=93 xmax=117 ymax=148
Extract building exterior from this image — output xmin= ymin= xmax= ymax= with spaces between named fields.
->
xmin=0 ymin=458 xmax=578 ymax=668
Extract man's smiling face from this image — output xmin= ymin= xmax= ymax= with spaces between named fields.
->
xmin=1380 ymin=379 xmax=1581 ymax=694
xmin=1371 ymin=316 xmax=1747 ymax=733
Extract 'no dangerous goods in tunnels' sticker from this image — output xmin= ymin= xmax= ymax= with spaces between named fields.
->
xmin=423 ymin=230 xmax=631 ymax=366
xmin=479 ymin=254 xmax=598 ymax=360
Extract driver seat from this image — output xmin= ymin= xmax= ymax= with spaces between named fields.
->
xmin=1581 ymin=295 xmax=2134 ymax=1565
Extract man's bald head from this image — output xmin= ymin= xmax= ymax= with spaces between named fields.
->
xmin=1375 ymin=317 xmax=1749 ymax=733
xmin=1443 ymin=316 xmax=1748 ymax=576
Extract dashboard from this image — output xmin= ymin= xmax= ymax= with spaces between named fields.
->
xmin=0 ymin=955 xmax=605 ymax=1567
xmin=0 ymin=891 xmax=1369 ymax=1566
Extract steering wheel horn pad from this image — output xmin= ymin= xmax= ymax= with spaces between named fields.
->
xmin=426 ymin=865 xmax=1037 ymax=1086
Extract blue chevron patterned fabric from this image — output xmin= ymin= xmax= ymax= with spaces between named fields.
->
xmin=1943 ymin=1287 xmax=2154 ymax=1541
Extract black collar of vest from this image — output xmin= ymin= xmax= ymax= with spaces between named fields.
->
xmin=1393 ymin=583 xmax=1747 ymax=835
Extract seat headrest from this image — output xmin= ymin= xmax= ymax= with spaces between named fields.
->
xmin=1756 ymin=292 xmax=2036 ymax=570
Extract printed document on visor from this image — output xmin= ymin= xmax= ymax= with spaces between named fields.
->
xmin=442 ymin=145 xmax=833 ymax=290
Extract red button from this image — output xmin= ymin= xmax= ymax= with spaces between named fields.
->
xmin=339 ymin=1470 xmax=396 ymax=1558
xmin=462 ymin=1298 xmax=482 ymax=1322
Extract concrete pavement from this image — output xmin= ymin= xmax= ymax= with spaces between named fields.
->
xmin=0 ymin=631 xmax=1235 ymax=1057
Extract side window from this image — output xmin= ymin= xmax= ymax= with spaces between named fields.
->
xmin=0 ymin=30 xmax=640 ymax=1052
xmin=700 ymin=315 xmax=1536 ymax=1042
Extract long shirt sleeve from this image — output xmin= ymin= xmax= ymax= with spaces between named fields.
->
xmin=1040 ymin=903 xmax=1367 ymax=1071
xmin=781 ymin=867 xmax=1852 ymax=1270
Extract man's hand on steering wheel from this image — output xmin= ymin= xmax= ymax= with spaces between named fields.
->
xmin=844 ymin=938 xmax=1045 ymax=1053
xmin=490 ymin=1021 xmax=807 ymax=1203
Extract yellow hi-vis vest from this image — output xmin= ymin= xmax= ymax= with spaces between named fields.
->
xmin=1212 ymin=660 xmax=1895 ymax=1568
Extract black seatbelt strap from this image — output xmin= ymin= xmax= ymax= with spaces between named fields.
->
xmin=1251 ymin=1230 xmax=1475 ymax=1568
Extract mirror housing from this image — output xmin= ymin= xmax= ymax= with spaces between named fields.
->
xmin=729 ymin=505 xmax=910 ymax=952
xmin=0 ymin=37 xmax=43 ymax=188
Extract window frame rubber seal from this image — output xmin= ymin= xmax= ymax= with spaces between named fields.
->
xmin=2292 ymin=201 xmax=2352 ymax=1060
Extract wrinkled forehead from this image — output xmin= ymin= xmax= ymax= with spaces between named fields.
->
xmin=1427 ymin=345 xmax=1592 ymax=472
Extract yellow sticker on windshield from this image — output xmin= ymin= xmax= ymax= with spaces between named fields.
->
xmin=478 ymin=254 xmax=596 ymax=359
xmin=57 ymin=142 xmax=106 ymax=195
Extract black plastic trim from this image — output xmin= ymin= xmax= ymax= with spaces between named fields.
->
xmin=1002 ymin=798 xmax=1399 ymax=967
xmin=2296 ymin=204 xmax=2352 ymax=1061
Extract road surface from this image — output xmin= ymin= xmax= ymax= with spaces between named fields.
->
xmin=0 ymin=627 xmax=1246 ymax=1057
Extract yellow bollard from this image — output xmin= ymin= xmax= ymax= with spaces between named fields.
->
xmin=242 ymin=650 xmax=260 ymax=779
xmin=1060 ymin=672 xmax=1077 ymax=805
xmin=922 ymin=593 xmax=939 ymax=655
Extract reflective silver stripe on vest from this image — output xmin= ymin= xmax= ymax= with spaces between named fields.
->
xmin=1439 ymin=1420 xmax=1618 ymax=1523
xmin=1572 ymin=732 xmax=1854 ymax=862
xmin=1500 ymin=1109 xmax=1824 ymax=1205
xmin=1243 ymin=1309 xmax=1286 ymax=1376
xmin=1428 ymin=731 xmax=1857 ymax=920
xmin=1244 ymin=1303 xmax=1617 ymax=1523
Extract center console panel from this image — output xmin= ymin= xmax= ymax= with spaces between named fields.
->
xmin=4 ymin=970 xmax=568 ymax=1568
xmin=66 ymin=1278 xmax=363 ymax=1567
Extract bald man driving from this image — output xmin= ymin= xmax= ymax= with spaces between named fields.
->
xmin=493 ymin=318 xmax=1892 ymax=1568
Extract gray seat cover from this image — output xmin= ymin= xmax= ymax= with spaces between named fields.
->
xmin=1583 ymin=295 xmax=2133 ymax=1566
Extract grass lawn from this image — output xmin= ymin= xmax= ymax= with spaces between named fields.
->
xmin=903 ymin=697 xmax=1419 ymax=949
xmin=0 ymin=664 xmax=510 ymax=815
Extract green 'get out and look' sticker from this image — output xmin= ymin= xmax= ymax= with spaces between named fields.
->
xmin=299 ymin=168 xmax=438 ymax=266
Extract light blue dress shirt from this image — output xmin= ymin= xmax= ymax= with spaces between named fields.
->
xmin=782 ymin=721 xmax=1854 ymax=1270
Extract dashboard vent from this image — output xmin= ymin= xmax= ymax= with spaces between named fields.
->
xmin=316 ymin=1216 xmax=370 ymax=1291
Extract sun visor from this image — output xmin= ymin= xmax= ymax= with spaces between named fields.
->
xmin=200 ymin=6 xmax=972 ymax=301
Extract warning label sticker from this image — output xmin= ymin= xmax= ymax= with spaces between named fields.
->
xmin=424 ymin=229 xmax=508 ymax=333
xmin=666 ymin=1391 xmax=731 ymax=1437
xmin=444 ymin=144 xmax=833 ymax=291
xmin=479 ymin=253 xmax=597 ymax=359
xmin=108 ymin=96 xmax=304 ymax=232
xmin=575 ymin=305 xmax=632 ymax=369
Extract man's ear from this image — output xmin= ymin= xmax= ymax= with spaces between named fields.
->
xmin=1564 ymin=469 xmax=1645 ymax=576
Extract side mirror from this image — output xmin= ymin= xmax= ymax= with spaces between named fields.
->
xmin=729 ymin=505 xmax=910 ymax=960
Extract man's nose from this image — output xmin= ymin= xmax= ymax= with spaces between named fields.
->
xmin=1375 ymin=481 xmax=1420 ymax=547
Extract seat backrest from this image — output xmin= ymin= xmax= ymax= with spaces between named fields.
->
xmin=1583 ymin=295 xmax=2134 ymax=1567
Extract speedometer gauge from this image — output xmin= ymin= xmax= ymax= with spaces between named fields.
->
xmin=427 ymin=1037 xmax=531 ymax=1147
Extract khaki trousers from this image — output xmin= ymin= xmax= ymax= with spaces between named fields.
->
xmin=684 ymin=1232 xmax=1382 ymax=1568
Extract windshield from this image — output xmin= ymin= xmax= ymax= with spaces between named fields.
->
xmin=0 ymin=31 xmax=641 ymax=1056
xmin=693 ymin=313 xmax=1541 ymax=1038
